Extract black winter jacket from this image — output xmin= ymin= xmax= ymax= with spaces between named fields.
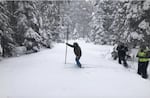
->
xmin=117 ymin=45 xmax=128 ymax=57
xmin=66 ymin=43 xmax=82 ymax=57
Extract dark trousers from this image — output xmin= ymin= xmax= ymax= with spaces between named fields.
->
xmin=75 ymin=56 xmax=81 ymax=68
xmin=118 ymin=56 xmax=128 ymax=67
xmin=138 ymin=61 xmax=149 ymax=79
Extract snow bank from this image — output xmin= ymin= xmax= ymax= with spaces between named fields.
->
xmin=12 ymin=46 xmax=27 ymax=56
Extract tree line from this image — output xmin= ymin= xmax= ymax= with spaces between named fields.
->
xmin=0 ymin=0 xmax=150 ymax=57
xmin=0 ymin=1 xmax=71 ymax=57
xmin=89 ymin=0 xmax=150 ymax=48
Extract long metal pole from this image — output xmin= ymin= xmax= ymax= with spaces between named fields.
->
xmin=65 ymin=25 xmax=69 ymax=64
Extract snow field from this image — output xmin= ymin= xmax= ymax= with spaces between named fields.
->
xmin=0 ymin=40 xmax=150 ymax=98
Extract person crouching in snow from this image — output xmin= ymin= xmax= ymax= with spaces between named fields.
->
xmin=66 ymin=42 xmax=82 ymax=68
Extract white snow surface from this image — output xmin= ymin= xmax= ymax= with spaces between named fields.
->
xmin=0 ymin=40 xmax=150 ymax=98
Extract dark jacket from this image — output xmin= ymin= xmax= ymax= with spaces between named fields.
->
xmin=117 ymin=44 xmax=128 ymax=57
xmin=66 ymin=43 xmax=82 ymax=57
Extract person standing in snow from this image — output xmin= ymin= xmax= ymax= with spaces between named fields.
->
xmin=116 ymin=42 xmax=128 ymax=67
xmin=136 ymin=45 xmax=149 ymax=79
xmin=66 ymin=42 xmax=82 ymax=68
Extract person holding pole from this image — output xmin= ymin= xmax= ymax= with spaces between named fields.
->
xmin=66 ymin=42 xmax=82 ymax=68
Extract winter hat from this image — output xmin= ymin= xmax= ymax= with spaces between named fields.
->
xmin=140 ymin=45 xmax=146 ymax=50
xmin=73 ymin=42 xmax=78 ymax=46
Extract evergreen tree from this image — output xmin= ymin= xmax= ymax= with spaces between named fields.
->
xmin=90 ymin=0 xmax=117 ymax=44
xmin=126 ymin=0 xmax=150 ymax=47
xmin=14 ymin=1 xmax=40 ymax=46
xmin=0 ymin=1 xmax=15 ymax=57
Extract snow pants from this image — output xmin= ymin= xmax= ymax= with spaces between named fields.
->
xmin=118 ymin=56 xmax=128 ymax=67
xmin=75 ymin=56 xmax=81 ymax=68
xmin=137 ymin=61 xmax=149 ymax=79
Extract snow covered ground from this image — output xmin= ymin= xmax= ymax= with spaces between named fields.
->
xmin=0 ymin=40 xmax=150 ymax=98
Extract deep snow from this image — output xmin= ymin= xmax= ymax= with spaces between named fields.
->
xmin=0 ymin=40 xmax=150 ymax=98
